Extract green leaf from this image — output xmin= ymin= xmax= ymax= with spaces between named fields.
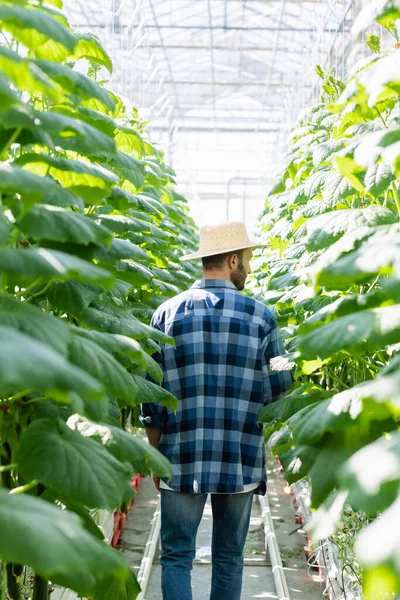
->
xmin=365 ymin=33 xmax=381 ymax=54
xmin=33 ymin=59 xmax=116 ymax=111
xmin=69 ymin=415 xmax=171 ymax=477
xmin=306 ymin=206 xmax=396 ymax=252
xmin=68 ymin=336 xmax=138 ymax=403
xmin=0 ymin=294 xmax=70 ymax=356
xmin=18 ymin=418 xmax=134 ymax=510
xmin=115 ymin=259 xmax=153 ymax=287
xmin=81 ymin=304 xmax=174 ymax=345
xmin=2 ymin=107 xmax=117 ymax=160
xmin=71 ymin=32 xmax=113 ymax=74
xmin=115 ymin=126 xmax=144 ymax=156
xmin=14 ymin=153 xmax=118 ymax=202
xmin=71 ymin=327 xmax=162 ymax=382
xmin=0 ymin=5 xmax=76 ymax=59
xmin=133 ymin=374 xmax=178 ymax=411
xmin=298 ymin=304 xmax=400 ymax=360
xmin=354 ymin=496 xmax=400 ymax=596
xmin=0 ymin=326 xmax=103 ymax=400
xmin=322 ymin=171 xmax=355 ymax=206
xmin=328 ymin=370 xmax=400 ymax=418
xmin=0 ymin=247 xmax=114 ymax=286
xmin=352 ymin=0 xmax=400 ymax=36
xmin=0 ymin=72 xmax=22 ymax=109
xmin=18 ymin=204 xmax=113 ymax=245
xmin=279 ymin=445 xmax=320 ymax=485
xmin=258 ymin=384 xmax=330 ymax=426
xmin=0 ymin=163 xmax=58 ymax=201
xmin=103 ymin=151 xmax=145 ymax=190
xmin=48 ymin=281 xmax=103 ymax=314
xmin=340 ymin=432 xmax=400 ymax=514
xmin=317 ymin=227 xmax=400 ymax=288
xmin=94 ymin=238 xmax=149 ymax=263
xmin=0 ymin=488 xmax=138 ymax=599
xmin=364 ymin=163 xmax=395 ymax=197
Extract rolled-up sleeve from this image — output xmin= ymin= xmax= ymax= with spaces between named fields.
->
xmin=138 ymin=315 xmax=168 ymax=428
xmin=261 ymin=317 xmax=293 ymax=405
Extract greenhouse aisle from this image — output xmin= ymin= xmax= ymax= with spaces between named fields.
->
xmin=120 ymin=451 xmax=323 ymax=599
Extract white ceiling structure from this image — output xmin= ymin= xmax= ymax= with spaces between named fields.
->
xmin=64 ymin=0 xmax=368 ymax=233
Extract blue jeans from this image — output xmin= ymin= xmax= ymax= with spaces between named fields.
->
xmin=160 ymin=489 xmax=254 ymax=600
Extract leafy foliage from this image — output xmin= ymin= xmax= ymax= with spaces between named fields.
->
xmin=254 ymin=17 xmax=400 ymax=598
xmin=0 ymin=1 xmax=200 ymax=599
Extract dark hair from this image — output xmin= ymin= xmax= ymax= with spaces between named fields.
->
xmin=202 ymin=248 xmax=244 ymax=270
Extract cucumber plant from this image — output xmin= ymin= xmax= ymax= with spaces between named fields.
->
xmin=0 ymin=1 xmax=199 ymax=599
xmin=254 ymin=4 xmax=400 ymax=598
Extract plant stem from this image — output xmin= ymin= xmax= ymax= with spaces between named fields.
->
xmin=392 ymin=182 xmax=400 ymax=219
xmin=0 ymin=127 xmax=22 ymax=158
xmin=15 ymin=278 xmax=43 ymax=299
xmin=375 ymin=105 xmax=386 ymax=127
xmin=7 ymin=389 xmax=33 ymax=403
xmin=0 ymin=463 xmax=17 ymax=473
xmin=9 ymin=480 xmax=39 ymax=495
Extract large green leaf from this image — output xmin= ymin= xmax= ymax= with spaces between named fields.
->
xmin=103 ymin=151 xmax=145 ymax=189
xmin=340 ymin=433 xmax=400 ymax=514
xmin=0 ymin=46 xmax=60 ymax=98
xmin=0 ymin=247 xmax=114 ymax=286
xmin=0 ymin=326 xmax=103 ymax=400
xmin=17 ymin=418 xmax=134 ymax=510
xmin=48 ymin=281 xmax=103 ymax=314
xmin=0 ymin=163 xmax=57 ymax=201
xmin=81 ymin=304 xmax=174 ymax=345
xmin=306 ymin=206 xmax=396 ymax=252
xmin=298 ymin=304 xmax=400 ymax=360
xmin=71 ymin=32 xmax=113 ymax=74
xmin=68 ymin=415 xmax=171 ymax=477
xmin=14 ymin=153 xmax=118 ymax=201
xmin=354 ymin=495 xmax=400 ymax=599
xmin=94 ymin=238 xmax=149 ymax=263
xmin=114 ymin=259 xmax=153 ymax=287
xmin=0 ymin=72 xmax=22 ymax=109
xmin=0 ymin=489 xmax=139 ymax=599
xmin=3 ymin=107 xmax=117 ymax=159
xmin=18 ymin=204 xmax=113 ymax=245
xmin=363 ymin=163 xmax=395 ymax=197
xmin=68 ymin=336 xmax=138 ymax=403
xmin=133 ymin=374 xmax=178 ymax=411
xmin=33 ymin=59 xmax=116 ymax=111
xmin=326 ymin=370 xmax=400 ymax=417
xmin=0 ymin=5 xmax=76 ymax=60
xmin=317 ymin=230 xmax=400 ymax=288
xmin=71 ymin=327 xmax=163 ymax=382
xmin=0 ymin=294 xmax=70 ymax=356
xmin=258 ymin=384 xmax=330 ymax=428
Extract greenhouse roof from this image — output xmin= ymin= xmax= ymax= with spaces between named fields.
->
xmin=64 ymin=0 xmax=367 ymax=230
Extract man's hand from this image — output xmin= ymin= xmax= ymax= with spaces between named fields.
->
xmin=153 ymin=475 xmax=160 ymax=491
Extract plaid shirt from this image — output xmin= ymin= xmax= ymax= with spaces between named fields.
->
xmin=139 ymin=278 xmax=293 ymax=495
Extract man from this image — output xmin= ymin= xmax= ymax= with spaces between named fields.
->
xmin=139 ymin=221 xmax=293 ymax=600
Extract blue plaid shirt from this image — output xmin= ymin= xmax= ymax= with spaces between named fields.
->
xmin=139 ymin=279 xmax=293 ymax=495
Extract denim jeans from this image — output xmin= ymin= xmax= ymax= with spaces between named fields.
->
xmin=159 ymin=489 xmax=254 ymax=600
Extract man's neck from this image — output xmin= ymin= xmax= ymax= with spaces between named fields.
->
xmin=202 ymin=272 xmax=230 ymax=282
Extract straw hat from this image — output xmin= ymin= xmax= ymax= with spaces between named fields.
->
xmin=180 ymin=221 xmax=269 ymax=261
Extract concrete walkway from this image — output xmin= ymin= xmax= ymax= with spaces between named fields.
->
xmin=120 ymin=450 xmax=324 ymax=599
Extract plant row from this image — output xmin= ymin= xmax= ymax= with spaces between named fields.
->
xmin=0 ymin=2 xmax=199 ymax=599
xmin=253 ymin=3 xmax=400 ymax=598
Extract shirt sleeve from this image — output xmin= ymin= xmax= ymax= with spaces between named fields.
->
xmin=261 ymin=316 xmax=293 ymax=405
xmin=138 ymin=314 xmax=169 ymax=429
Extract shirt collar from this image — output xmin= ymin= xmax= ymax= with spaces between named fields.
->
xmin=191 ymin=278 xmax=238 ymax=291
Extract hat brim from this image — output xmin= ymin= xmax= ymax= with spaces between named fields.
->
xmin=179 ymin=241 xmax=271 ymax=261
